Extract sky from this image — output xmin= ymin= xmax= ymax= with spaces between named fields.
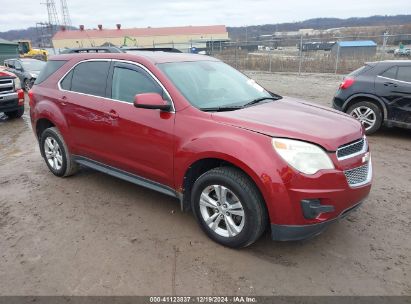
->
xmin=1 ymin=0 xmax=411 ymax=31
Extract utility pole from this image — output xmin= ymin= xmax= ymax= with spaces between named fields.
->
xmin=335 ymin=41 xmax=340 ymax=74
xmin=382 ymin=31 xmax=389 ymax=59
xmin=298 ymin=35 xmax=303 ymax=75
xmin=42 ymin=0 xmax=60 ymax=30
xmin=60 ymin=0 xmax=72 ymax=27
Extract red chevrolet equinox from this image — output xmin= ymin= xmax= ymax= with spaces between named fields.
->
xmin=29 ymin=52 xmax=372 ymax=248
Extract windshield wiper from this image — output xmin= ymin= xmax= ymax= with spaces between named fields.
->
xmin=243 ymin=96 xmax=280 ymax=107
xmin=200 ymin=106 xmax=244 ymax=112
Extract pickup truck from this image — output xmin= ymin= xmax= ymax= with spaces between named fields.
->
xmin=0 ymin=66 xmax=25 ymax=118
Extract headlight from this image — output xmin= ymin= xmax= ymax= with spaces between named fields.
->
xmin=14 ymin=78 xmax=22 ymax=90
xmin=272 ymin=138 xmax=334 ymax=175
xmin=30 ymin=73 xmax=38 ymax=78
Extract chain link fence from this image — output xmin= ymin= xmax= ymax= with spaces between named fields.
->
xmin=209 ymin=33 xmax=411 ymax=75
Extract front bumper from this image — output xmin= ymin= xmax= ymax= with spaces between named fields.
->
xmin=271 ymin=200 xmax=363 ymax=241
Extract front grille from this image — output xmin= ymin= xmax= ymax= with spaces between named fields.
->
xmin=344 ymin=163 xmax=370 ymax=187
xmin=337 ymin=137 xmax=366 ymax=160
xmin=0 ymin=79 xmax=14 ymax=94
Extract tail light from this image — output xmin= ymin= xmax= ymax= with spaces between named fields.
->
xmin=339 ymin=77 xmax=355 ymax=90
xmin=28 ymin=89 xmax=35 ymax=107
xmin=17 ymin=89 xmax=25 ymax=106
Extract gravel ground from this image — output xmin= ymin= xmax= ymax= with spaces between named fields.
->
xmin=0 ymin=72 xmax=410 ymax=296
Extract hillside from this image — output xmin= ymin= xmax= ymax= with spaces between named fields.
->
xmin=228 ymin=15 xmax=411 ymax=40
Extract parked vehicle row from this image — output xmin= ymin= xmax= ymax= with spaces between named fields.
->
xmin=4 ymin=58 xmax=46 ymax=91
xmin=29 ymin=52 xmax=372 ymax=247
xmin=394 ymin=48 xmax=411 ymax=57
xmin=0 ymin=66 xmax=25 ymax=118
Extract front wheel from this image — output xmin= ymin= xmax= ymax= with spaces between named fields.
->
xmin=347 ymin=101 xmax=382 ymax=135
xmin=191 ymin=167 xmax=267 ymax=248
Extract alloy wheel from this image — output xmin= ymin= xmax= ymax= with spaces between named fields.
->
xmin=350 ymin=106 xmax=376 ymax=131
xmin=44 ymin=137 xmax=63 ymax=170
xmin=199 ymin=185 xmax=245 ymax=237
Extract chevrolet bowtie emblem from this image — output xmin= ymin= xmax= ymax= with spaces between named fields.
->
xmin=362 ymin=152 xmax=370 ymax=163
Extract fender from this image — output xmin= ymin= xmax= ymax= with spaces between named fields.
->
xmin=174 ymin=130 xmax=286 ymax=207
xmin=32 ymin=99 xmax=72 ymax=148
xmin=343 ymin=93 xmax=388 ymax=120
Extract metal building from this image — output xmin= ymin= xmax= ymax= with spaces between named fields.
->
xmin=331 ymin=40 xmax=377 ymax=58
xmin=0 ymin=39 xmax=19 ymax=65
xmin=52 ymin=25 xmax=229 ymax=52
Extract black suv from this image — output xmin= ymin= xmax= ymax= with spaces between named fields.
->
xmin=333 ymin=60 xmax=411 ymax=134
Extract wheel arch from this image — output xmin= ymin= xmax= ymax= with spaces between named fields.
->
xmin=32 ymin=100 xmax=72 ymax=147
xmin=35 ymin=118 xmax=55 ymax=140
xmin=180 ymin=156 xmax=267 ymax=214
xmin=342 ymin=94 xmax=387 ymax=120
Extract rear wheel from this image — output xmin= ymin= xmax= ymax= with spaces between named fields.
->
xmin=347 ymin=101 xmax=382 ymax=135
xmin=40 ymin=127 xmax=78 ymax=177
xmin=5 ymin=108 xmax=24 ymax=119
xmin=191 ymin=167 xmax=267 ymax=248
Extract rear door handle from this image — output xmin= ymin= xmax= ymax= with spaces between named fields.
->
xmin=107 ymin=109 xmax=119 ymax=119
xmin=384 ymin=82 xmax=398 ymax=87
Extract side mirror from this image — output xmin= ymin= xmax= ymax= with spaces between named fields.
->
xmin=133 ymin=93 xmax=171 ymax=111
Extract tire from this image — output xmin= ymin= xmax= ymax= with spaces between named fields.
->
xmin=24 ymin=79 xmax=33 ymax=91
xmin=191 ymin=167 xmax=268 ymax=248
xmin=5 ymin=107 xmax=24 ymax=119
xmin=347 ymin=101 xmax=383 ymax=135
xmin=40 ymin=127 xmax=78 ymax=177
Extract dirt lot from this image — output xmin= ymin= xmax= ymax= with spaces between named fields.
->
xmin=0 ymin=72 xmax=410 ymax=296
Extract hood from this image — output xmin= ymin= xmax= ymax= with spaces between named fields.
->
xmin=0 ymin=69 xmax=16 ymax=79
xmin=212 ymin=97 xmax=363 ymax=151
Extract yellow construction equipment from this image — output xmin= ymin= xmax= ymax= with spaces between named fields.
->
xmin=17 ymin=40 xmax=48 ymax=61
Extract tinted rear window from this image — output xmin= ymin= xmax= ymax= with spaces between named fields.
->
xmin=348 ymin=65 xmax=373 ymax=77
xmin=397 ymin=67 xmax=411 ymax=82
xmin=34 ymin=60 xmax=66 ymax=84
xmin=70 ymin=61 xmax=110 ymax=97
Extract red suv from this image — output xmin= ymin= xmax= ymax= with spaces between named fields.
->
xmin=29 ymin=52 xmax=372 ymax=248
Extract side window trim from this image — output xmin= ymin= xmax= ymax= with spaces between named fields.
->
xmin=58 ymin=59 xmax=175 ymax=112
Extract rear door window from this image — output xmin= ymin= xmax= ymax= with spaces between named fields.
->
xmin=70 ymin=61 xmax=110 ymax=97
xmin=397 ymin=67 xmax=411 ymax=83
xmin=380 ymin=66 xmax=398 ymax=80
xmin=348 ymin=64 xmax=373 ymax=77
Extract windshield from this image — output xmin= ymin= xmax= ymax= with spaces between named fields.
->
xmin=158 ymin=61 xmax=275 ymax=109
xmin=21 ymin=60 xmax=46 ymax=71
